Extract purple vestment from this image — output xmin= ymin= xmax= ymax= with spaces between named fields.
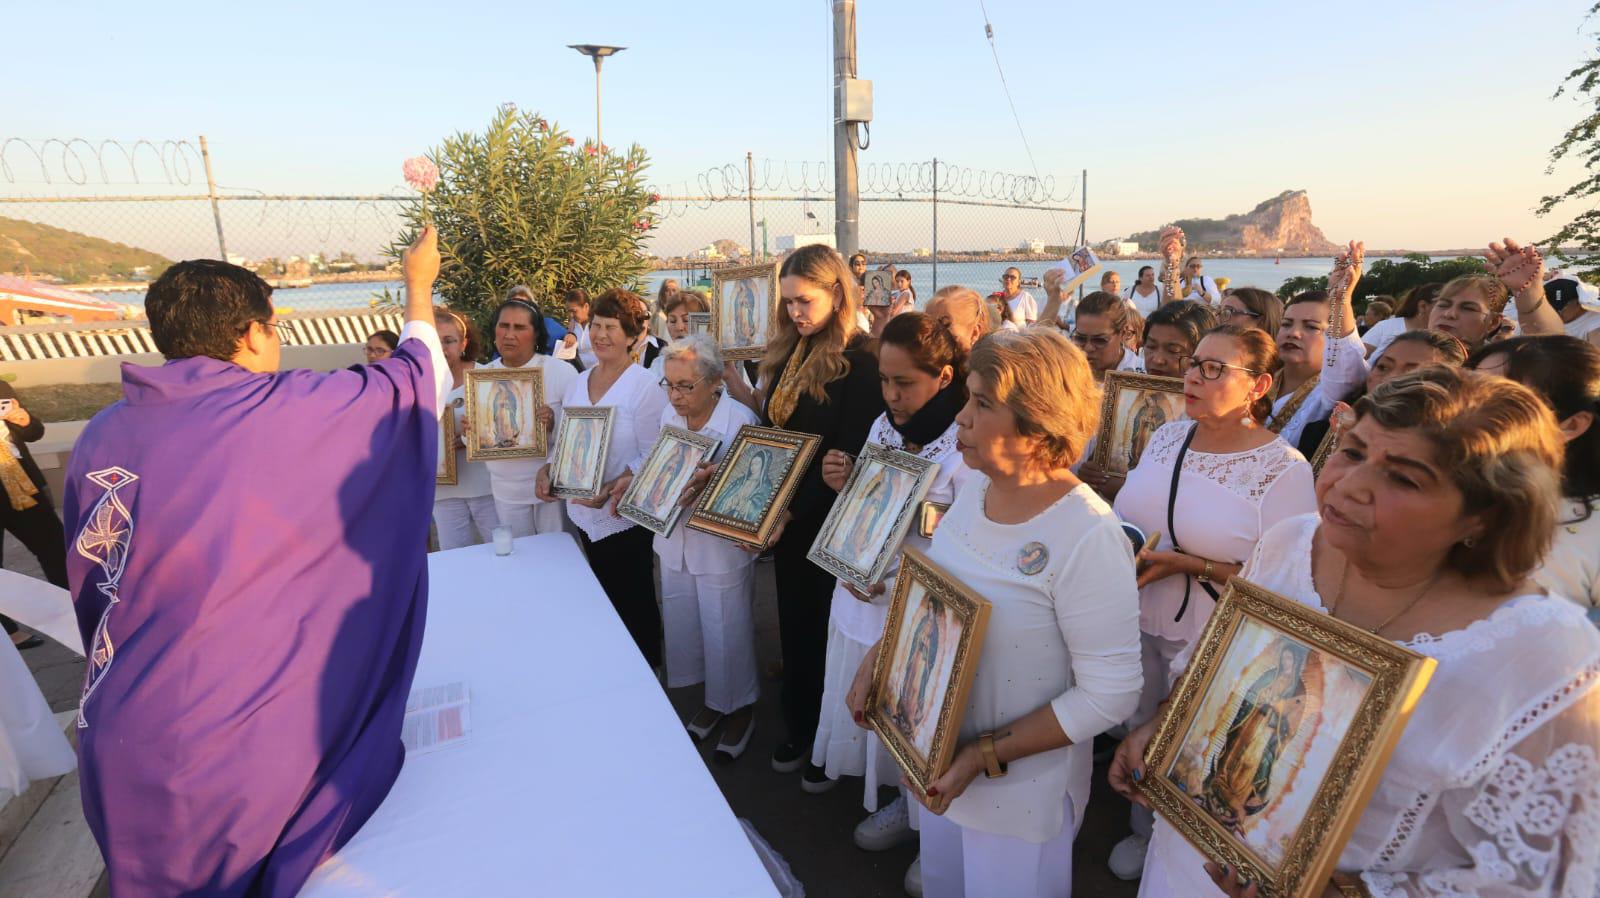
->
xmin=63 ymin=339 xmax=439 ymax=897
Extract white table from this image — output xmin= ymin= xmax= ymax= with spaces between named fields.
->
xmin=301 ymin=534 xmax=777 ymax=897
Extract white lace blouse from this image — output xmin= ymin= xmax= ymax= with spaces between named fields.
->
xmin=1145 ymin=514 xmax=1600 ymax=898
xmin=1112 ymin=422 xmax=1316 ymax=645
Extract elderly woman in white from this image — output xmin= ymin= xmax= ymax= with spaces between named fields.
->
xmin=612 ymin=335 xmax=763 ymax=760
xmin=848 ymin=328 xmax=1143 ymax=898
xmin=1111 ymin=367 xmax=1600 ymax=898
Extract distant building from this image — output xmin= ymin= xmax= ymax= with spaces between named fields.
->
xmin=1102 ymin=241 xmax=1141 ymax=256
xmin=776 ymin=233 xmax=837 ymax=252
xmin=692 ymin=244 xmax=725 ymax=260
xmin=912 ymin=247 xmax=932 ymax=258
xmin=1025 ymin=238 xmax=1047 ymax=254
xmin=226 ymin=253 xmax=249 ymax=268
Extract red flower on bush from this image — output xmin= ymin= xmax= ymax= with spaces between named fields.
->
xmin=564 ymin=136 xmax=575 ymax=146
xmin=649 ymin=193 xmax=661 ymax=203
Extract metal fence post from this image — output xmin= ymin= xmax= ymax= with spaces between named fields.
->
xmin=747 ymin=152 xmax=757 ymax=262
xmin=931 ymin=157 xmax=939 ymax=294
xmin=200 ymin=135 xmax=228 ymax=260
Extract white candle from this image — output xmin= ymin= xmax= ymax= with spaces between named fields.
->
xmin=492 ymin=526 xmax=513 ymax=556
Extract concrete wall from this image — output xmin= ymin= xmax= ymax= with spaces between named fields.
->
xmin=6 ymin=344 xmax=367 ymax=387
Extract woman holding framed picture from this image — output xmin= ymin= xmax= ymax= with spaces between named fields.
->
xmin=1111 ymin=366 xmax=1600 ymax=898
xmin=849 ymin=328 xmax=1143 ymax=897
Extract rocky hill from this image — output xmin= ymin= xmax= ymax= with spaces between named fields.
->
xmin=1127 ymin=190 xmax=1340 ymax=254
xmin=0 ymin=216 xmax=172 ymax=283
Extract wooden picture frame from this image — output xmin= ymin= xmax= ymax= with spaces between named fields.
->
xmin=687 ymin=424 xmax=820 ymax=549
xmin=1091 ymin=370 xmax=1187 ymax=476
xmin=1309 ymin=425 xmax=1340 ymax=480
xmin=711 ymin=262 xmax=779 ymax=361
xmin=687 ymin=311 xmax=712 ymax=337
xmin=1137 ymin=578 xmax=1436 ymax=898
xmin=464 ymin=367 xmax=547 ymax=461
xmin=617 ymin=426 xmax=720 ymax=537
xmin=863 ymin=268 xmax=896 ymax=307
xmin=436 ymin=406 xmax=459 ymax=486
xmin=917 ymin=501 xmax=951 ymax=539
xmin=549 ymin=407 xmax=616 ymax=500
xmin=867 ymin=547 xmax=992 ymax=799
xmin=807 ymin=442 xmax=937 ymax=591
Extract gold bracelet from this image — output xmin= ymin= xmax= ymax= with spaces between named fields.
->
xmin=1198 ymin=559 xmax=1215 ymax=583
xmin=978 ymin=732 xmax=1008 ymax=779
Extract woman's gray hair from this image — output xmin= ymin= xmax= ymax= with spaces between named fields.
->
xmin=660 ymin=334 xmax=722 ymax=380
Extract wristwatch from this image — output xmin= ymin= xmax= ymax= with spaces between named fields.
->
xmin=978 ymin=732 xmax=1008 ymax=779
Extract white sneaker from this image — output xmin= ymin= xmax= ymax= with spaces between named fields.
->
xmin=903 ymin=855 xmax=922 ymax=897
xmin=854 ymin=795 xmax=916 ymax=851
xmin=1108 ymin=832 xmax=1150 ymax=881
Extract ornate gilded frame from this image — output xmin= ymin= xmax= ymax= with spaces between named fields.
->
xmin=686 ymin=311 xmax=712 ymax=337
xmin=687 ymin=424 xmax=820 ymax=548
xmin=1090 ymin=369 xmax=1187 ymax=475
xmin=1310 ymin=425 xmax=1341 ymax=480
xmin=463 ymin=367 xmax=547 ymax=461
xmin=617 ymin=426 xmax=721 ymax=537
xmin=710 ymin=262 xmax=780 ymax=361
xmin=867 ymin=547 xmax=992 ymax=799
xmin=1138 ymin=578 xmax=1435 ymax=898
xmin=435 ymin=405 xmax=459 ymax=486
xmin=549 ymin=406 xmax=616 ymax=500
xmin=807 ymin=442 xmax=937 ymax=591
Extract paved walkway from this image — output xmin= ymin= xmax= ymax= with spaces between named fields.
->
xmin=10 ymin=533 xmax=1140 ymax=897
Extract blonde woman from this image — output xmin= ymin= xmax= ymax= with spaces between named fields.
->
xmin=431 ymin=309 xmax=500 ymax=549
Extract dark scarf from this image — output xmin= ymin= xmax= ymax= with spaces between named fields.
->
xmin=889 ymin=381 xmax=964 ymax=451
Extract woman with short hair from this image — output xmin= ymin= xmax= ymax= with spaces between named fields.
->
xmin=1216 ymin=287 xmax=1283 ymax=337
xmin=649 ymin=291 xmax=710 ymax=380
xmin=1429 ymin=239 xmax=1564 ymax=350
xmin=1363 ymin=282 xmax=1439 ymax=357
xmin=925 ymin=285 xmax=994 ymax=350
xmin=1070 ymin=291 xmax=1144 ymax=379
xmin=364 ymin=329 xmax=399 ymax=362
xmin=848 ymin=328 xmax=1143 ymax=898
xmin=431 ymin=309 xmax=501 ymax=549
xmin=1113 ymin=366 xmax=1600 ymax=897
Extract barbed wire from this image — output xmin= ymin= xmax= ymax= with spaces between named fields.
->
xmin=0 ymin=137 xmax=203 ymax=187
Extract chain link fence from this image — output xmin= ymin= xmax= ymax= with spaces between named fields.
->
xmin=1 ymin=139 xmax=1084 ymax=314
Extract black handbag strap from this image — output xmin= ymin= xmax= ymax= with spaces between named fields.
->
xmin=1166 ymin=424 xmax=1220 ymax=623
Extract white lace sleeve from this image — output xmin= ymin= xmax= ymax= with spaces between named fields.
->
xmin=1360 ymin=679 xmax=1600 ymax=898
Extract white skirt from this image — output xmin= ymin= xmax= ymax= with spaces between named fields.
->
xmin=1139 ymin=818 xmax=1225 ymax=898
xmin=0 ymin=636 xmax=75 ymax=801
xmin=812 ymin=617 xmax=903 ymax=811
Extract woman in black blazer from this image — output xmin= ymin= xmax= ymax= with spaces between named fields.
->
xmin=0 ymin=381 xmax=69 ymax=648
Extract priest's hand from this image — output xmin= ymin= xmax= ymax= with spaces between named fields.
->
xmin=914 ymin=743 xmax=983 ymax=816
xmin=1108 ymin=718 xmax=1158 ymax=808
xmin=534 ymin=464 xmax=556 ymax=503
xmin=821 ymin=450 xmax=854 ymax=492
xmin=402 ymin=224 xmax=440 ymax=289
xmin=845 ymin=640 xmax=881 ymax=729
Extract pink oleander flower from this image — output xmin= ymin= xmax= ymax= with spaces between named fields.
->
xmin=402 ymin=156 xmax=439 ymax=194
xmin=585 ymin=144 xmax=598 ymax=157
xmin=564 ymin=136 xmax=576 ymax=146
xmin=649 ymin=193 xmax=661 ymax=203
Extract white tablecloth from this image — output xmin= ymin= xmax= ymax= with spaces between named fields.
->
xmin=301 ymin=534 xmax=777 ymax=897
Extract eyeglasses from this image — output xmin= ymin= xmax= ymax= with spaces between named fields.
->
xmin=659 ymin=375 xmax=711 ymax=395
xmin=1001 ymin=275 xmax=1019 ymax=282
xmin=1217 ymin=306 xmax=1260 ymax=321
xmin=1187 ymin=357 xmax=1260 ymax=380
xmin=1069 ymin=331 xmax=1117 ymax=351
xmin=267 ymin=320 xmax=292 ymax=341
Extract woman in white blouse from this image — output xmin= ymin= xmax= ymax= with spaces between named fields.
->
xmin=431 ymin=309 xmax=501 ymax=549
xmin=847 ymin=328 xmax=1143 ymax=898
xmin=1108 ymin=323 xmax=1316 ymax=881
xmin=1468 ymin=335 xmax=1600 ymax=613
xmin=538 ymin=290 xmax=668 ymax=668
xmin=646 ymin=291 xmax=710 ymax=382
xmin=480 ymin=300 xmax=578 ymax=538
xmin=611 ymin=335 xmax=762 ymax=759
xmin=811 ymin=313 xmax=974 ymax=880
xmin=1112 ymin=366 xmax=1600 ymax=897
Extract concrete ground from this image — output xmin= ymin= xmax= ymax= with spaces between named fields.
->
xmin=10 ymin=531 xmax=1140 ymax=897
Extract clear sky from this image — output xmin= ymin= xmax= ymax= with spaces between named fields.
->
xmin=4 ymin=0 xmax=1598 ymax=251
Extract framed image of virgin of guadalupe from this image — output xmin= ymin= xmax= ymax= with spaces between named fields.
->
xmin=617 ymin=426 xmax=721 ymax=537
xmin=807 ymin=442 xmax=937 ymax=592
xmin=867 ymin=547 xmax=991 ymax=799
xmin=687 ymin=425 xmax=820 ymax=549
xmin=436 ymin=406 xmax=459 ymax=486
xmin=549 ymin=407 xmax=616 ymax=500
xmin=711 ymin=262 xmax=779 ymax=361
xmin=1091 ymin=370 xmax=1187 ymax=476
xmin=1137 ymin=578 xmax=1436 ymax=898
xmin=464 ymin=367 xmax=547 ymax=461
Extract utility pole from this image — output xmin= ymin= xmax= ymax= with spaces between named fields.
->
xmin=199 ymin=135 xmax=227 ymax=260
xmin=833 ymin=1 xmax=864 ymax=259
xmin=932 ymin=157 xmax=939 ymax=292
xmin=569 ymin=45 xmax=625 ymax=151
xmin=747 ymin=152 xmax=757 ymax=262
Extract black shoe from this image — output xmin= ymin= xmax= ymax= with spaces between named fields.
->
xmin=12 ymin=634 xmax=44 ymax=651
xmin=771 ymin=740 xmax=809 ymax=773
xmin=801 ymin=762 xmax=838 ymax=794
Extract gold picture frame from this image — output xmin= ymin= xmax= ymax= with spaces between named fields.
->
xmin=1138 ymin=578 xmax=1436 ymax=898
xmin=807 ymin=442 xmax=937 ymax=591
xmin=867 ymin=547 xmax=992 ymax=799
xmin=436 ymin=405 xmax=459 ymax=486
xmin=711 ymin=262 xmax=779 ymax=361
xmin=687 ymin=424 xmax=820 ymax=549
xmin=687 ymin=311 xmax=712 ymax=337
xmin=1091 ymin=370 xmax=1187 ymax=476
xmin=617 ymin=426 xmax=721 ymax=537
xmin=917 ymin=501 xmax=951 ymax=539
xmin=549 ymin=406 xmax=616 ymax=500
xmin=464 ymin=367 xmax=547 ymax=461
xmin=1310 ymin=425 xmax=1341 ymax=480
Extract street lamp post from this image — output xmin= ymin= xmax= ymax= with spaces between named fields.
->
xmin=568 ymin=44 xmax=625 ymax=152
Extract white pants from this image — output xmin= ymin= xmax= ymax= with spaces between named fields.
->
xmin=919 ymin=796 xmax=1076 ymax=898
xmin=1130 ymin=631 xmax=1187 ymax=838
xmin=660 ymin=563 xmax=759 ymax=713
xmin=494 ymin=499 xmax=564 ymax=538
xmin=432 ymin=495 xmax=500 ymax=550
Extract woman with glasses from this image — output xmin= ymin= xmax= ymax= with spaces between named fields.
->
xmin=430 ymin=309 xmax=501 ymax=550
xmin=1216 ymin=287 xmax=1282 ymax=337
xmin=1070 ymin=292 xmax=1144 ymax=379
xmin=364 ymin=329 xmax=399 ymax=362
xmin=623 ymin=334 xmax=763 ymax=759
xmin=1179 ymin=257 xmax=1221 ymax=305
xmin=1105 ymin=324 xmax=1315 ymax=881
xmin=1428 ymin=238 xmax=1564 ymax=351
xmin=995 ymin=267 xmax=1038 ymax=329
xmin=1364 ymin=282 xmax=1440 ymax=358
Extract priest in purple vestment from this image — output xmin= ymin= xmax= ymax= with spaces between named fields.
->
xmin=62 ymin=226 xmax=451 ymax=897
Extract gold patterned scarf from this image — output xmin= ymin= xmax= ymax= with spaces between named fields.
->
xmin=0 ymin=437 xmax=39 ymax=512
xmin=766 ymin=336 xmax=811 ymax=428
xmin=1267 ymin=373 xmax=1320 ymax=434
